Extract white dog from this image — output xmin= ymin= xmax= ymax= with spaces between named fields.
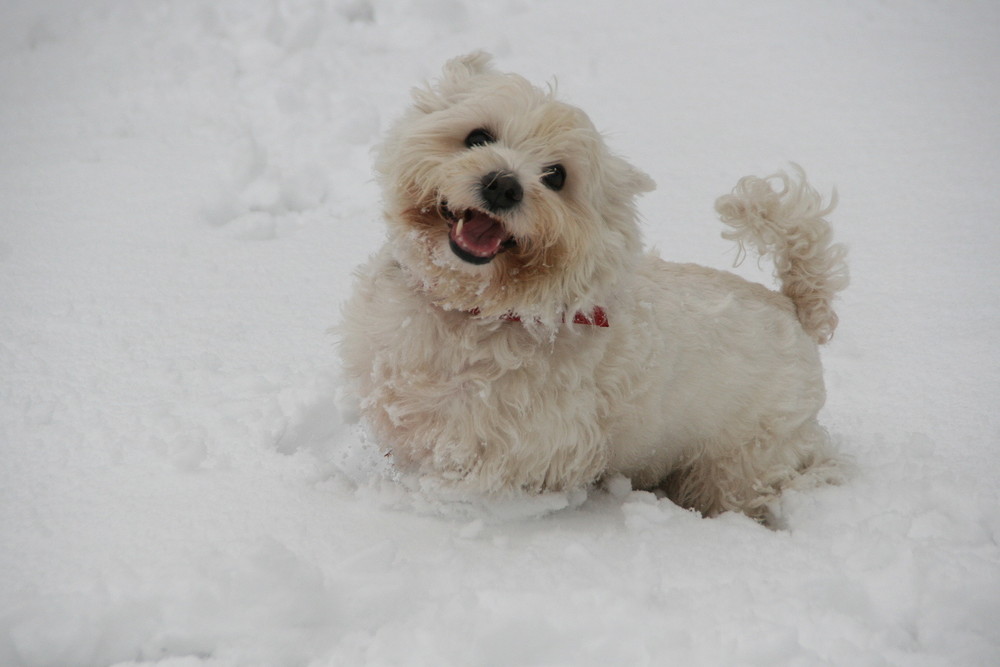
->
xmin=340 ymin=52 xmax=849 ymax=519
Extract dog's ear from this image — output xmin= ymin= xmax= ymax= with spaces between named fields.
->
xmin=608 ymin=154 xmax=656 ymax=197
xmin=441 ymin=51 xmax=495 ymax=83
xmin=411 ymin=51 xmax=497 ymax=114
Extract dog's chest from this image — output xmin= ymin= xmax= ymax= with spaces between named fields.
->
xmin=367 ymin=311 xmax=614 ymax=434
xmin=353 ymin=308 xmax=621 ymax=489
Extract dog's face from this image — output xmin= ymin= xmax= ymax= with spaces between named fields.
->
xmin=375 ymin=52 xmax=654 ymax=323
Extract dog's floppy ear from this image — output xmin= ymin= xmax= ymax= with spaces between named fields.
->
xmin=608 ymin=154 xmax=656 ymax=197
xmin=441 ymin=51 xmax=495 ymax=83
xmin=411 ymin=51 xmax=497 ymax=114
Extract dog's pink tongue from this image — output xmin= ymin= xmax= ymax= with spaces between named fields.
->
xmin=451 ymin=211 xmax=507 ymax=258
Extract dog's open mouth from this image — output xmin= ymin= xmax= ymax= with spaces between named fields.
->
xmin=440 ymin=203 xmax=516 ymax=265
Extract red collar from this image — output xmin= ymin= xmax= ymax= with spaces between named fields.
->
xmin=468 ymin=306 xmax=609 ymax=327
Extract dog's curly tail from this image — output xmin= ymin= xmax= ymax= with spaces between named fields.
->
xmin=715 ymin=165 xmax=849 ymax=344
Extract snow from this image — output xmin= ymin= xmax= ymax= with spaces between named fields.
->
xmin=1 ymin=1 xmax=999 ymax=665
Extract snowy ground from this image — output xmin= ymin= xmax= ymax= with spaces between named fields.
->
xmin=2 ymin=1 xmax=999 ymax=665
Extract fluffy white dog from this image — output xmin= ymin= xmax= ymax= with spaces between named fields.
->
xmin=340 ymin=52 xmax=849 ymax=520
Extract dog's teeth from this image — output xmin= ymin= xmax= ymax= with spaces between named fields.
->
xmin=455 ymin=217 xmax=464 ymax=235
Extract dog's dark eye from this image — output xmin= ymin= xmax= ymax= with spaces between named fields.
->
xmin=464 ymin=129 xmax=496 ymax=148
xmin=541 ymin=164 xmax=566 ymax=191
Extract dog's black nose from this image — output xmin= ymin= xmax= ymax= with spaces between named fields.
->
xmin=480 ymin=171 xmax=523 ymax=212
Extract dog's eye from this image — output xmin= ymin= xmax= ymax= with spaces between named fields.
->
xmin=541 ymin=164 xmax=566 ymax=191
xmin=464 ymin=129 xmax=496 ymax=148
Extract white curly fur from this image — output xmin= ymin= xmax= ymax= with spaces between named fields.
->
xmin=339 ymin=53 xmax=848 ymax=520
xmin=716 ymin=165 xmax=849 ymax=344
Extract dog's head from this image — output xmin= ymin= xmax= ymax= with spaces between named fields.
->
xmin=375 ymin=52 xmax=655 ymax=324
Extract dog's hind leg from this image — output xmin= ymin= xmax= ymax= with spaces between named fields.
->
xmin=662 ymin=420 xmax=843 ymax=523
